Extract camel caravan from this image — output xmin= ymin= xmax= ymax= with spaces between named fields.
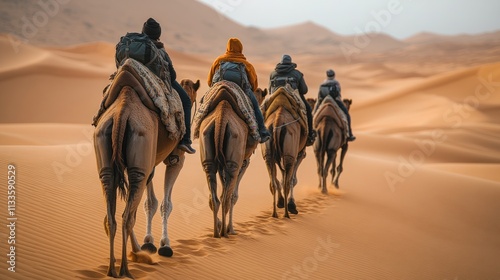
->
xmin=91 ymin=18 xmax=356 ymax=278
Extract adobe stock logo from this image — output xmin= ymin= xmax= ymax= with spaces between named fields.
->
xmin=204 ymin=0 xmax=244 ymax=20
xmin=9 ymin=0 xmax=72 ymax=53
xmin=341 ymin=0 xmax=406 ymax=63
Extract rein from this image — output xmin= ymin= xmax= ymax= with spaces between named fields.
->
xmin=274 ymin=118 xmax=300 ymax=129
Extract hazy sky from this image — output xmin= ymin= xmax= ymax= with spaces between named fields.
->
xmin=196 ymin=0 xmax=500 ymax=39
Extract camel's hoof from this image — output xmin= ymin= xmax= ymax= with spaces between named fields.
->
xmin=119 ymin=267 xmax=134 ymax=279
xmin=158 ymin=246 xmax=174 ymax=257
xmin=106 ymin=268 xmax=118 ymax=278
xmin=141 ymin=242 xmax=157 ymax=254
xmin=288 ymin=202 xmax=298 ymax=215
xmin=277 ymin=197 xmax=285 ymax=208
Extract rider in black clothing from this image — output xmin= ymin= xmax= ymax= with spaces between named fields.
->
xmin=314 ymin=69 xmax=356 ymax=141
xmin=142 ymin=18 xmax=196 ymax=153
xmin=269 ymin=54 xmax=316 ymax=146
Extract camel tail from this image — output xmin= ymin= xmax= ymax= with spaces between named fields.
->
xmin=111 ymin=94 xmax=130 ymax=199
xmin=214 ymin=100 xmax=230 ymax=165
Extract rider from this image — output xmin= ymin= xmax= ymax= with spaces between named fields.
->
xmin=207 ymin=37 xmax=271 ymax=143
xmin=269 ymin=54 xmax=316 ymax=146
xmin=142 ymin=18 xmax=196 ymax=153
xmin=314 ymin=69 xmax=356 ymax=141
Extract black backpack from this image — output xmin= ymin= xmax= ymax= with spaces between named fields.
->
xmin=115 ymin=32 xmax=168 ymax=80
xmin=271 ymin=76 xmax=298 ymax=90
xmin=322 ymin=82 xmax=339 ymax=99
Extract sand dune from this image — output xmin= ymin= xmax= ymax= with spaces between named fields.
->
xmin=1 ymin=2 xmax=500 ymax=279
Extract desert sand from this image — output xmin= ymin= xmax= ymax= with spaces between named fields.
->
xmin=1 ymin=1 xmax=500 ymax=280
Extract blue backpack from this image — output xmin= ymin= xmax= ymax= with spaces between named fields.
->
xmin=213 ymin=61 xmax=249 ymax=90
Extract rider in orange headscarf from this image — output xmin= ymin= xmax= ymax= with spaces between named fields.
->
xmin=207 ymin=37 xmax=270 ymax=142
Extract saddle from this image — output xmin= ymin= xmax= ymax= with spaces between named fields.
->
xmin=92 ymin=58 xmax=185 ymax=140
xmin=313 ymin=95 xmax=348 ymax=136
xmin=192 ymin=80 xmax=259 ymax=141
xmin=261 ymin=84 xmax=308 ymax=133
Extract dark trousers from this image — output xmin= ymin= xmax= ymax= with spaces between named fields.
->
xmin=245 ymin=88 xmax=266 ymax=131
xmin=173 ymin=81 xmax=192 ymax=143
xmin=334 ymin=99 xmax=353 ymax=136
xmin=299 ymin=94 xmax=313 ymax=134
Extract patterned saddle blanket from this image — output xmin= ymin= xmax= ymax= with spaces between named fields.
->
xmin=313 ymin=95 xmax=348 ymax=136
xmin=192 ymin=80 xmax=260 ymax=141
xmin=261 ymin=84 xmax=308 ymax=133
xmin=92 ymin=58 xmax=185 ymax=140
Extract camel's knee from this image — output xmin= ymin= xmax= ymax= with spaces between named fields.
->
xmin=242 ymin=159 xmax=250 ymax=169
xmin=127 ymin=168 xmax=146 ymax=189
xmin=263 ymin=153 xmax=273 ymax=164
xmin=282 ymin=155 xmax=295 ymax=169
xmin=225 ymin=161 xmax=239 ymax=174
xmin=99 ymin=167 xmax=115 ymax=192
xmin=202 ymin=161 xmax=217 ymax=174
xmin=298 ymin=150 xmax=306 ymax=159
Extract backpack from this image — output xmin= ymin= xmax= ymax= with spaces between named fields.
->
xmin=271 ymin=76 xmax=298 ymax=90
xmin=115 ymin=32 xmax=168 ymax=80
xmin=321 ymin=82 xmax=340 ymax=99
xmin=212 ymin=61 xmax=249 ymax=89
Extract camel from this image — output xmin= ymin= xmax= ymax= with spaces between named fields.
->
xmin=93 ymin=67 xmax=199 ymax=278
xmin=198 ymin=85 xmax=267 ymax=238
xmin=261 ymin=87 xmax=308 ymax=218
xmin=312 ymin=97 xmax=352 ymax=194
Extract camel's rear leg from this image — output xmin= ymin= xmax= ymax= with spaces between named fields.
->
xmin=288 ymin=149 xmax=305 ymax=214
xmin=323 ymin=149 xmax=336 ymax=194
xmin=119 ymin=168 xmax=149 ymax=278
xmin=119 ymin=128 xmax=156 ymax=278
xmin=95 ymin=123 xmax=119 ymax=278
xmin=282 ymin=155 xmax=296 ymax=219
xmin=220 ymin=160 xmax=240 ymax=237
xmin=100 ymin=168 xmax=118 ymax=278
xmin=227 ymin=158 xmax=250 ymax=234
xmin=333 ymin=144 xmax=349 ymax=189
xmin=263 ymin=143 xmax=281 ymax=218
xmin=201 ymin=129 xmax=221 ymax=238
xmin=314 ymin=131 xmax=325 ymax=191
